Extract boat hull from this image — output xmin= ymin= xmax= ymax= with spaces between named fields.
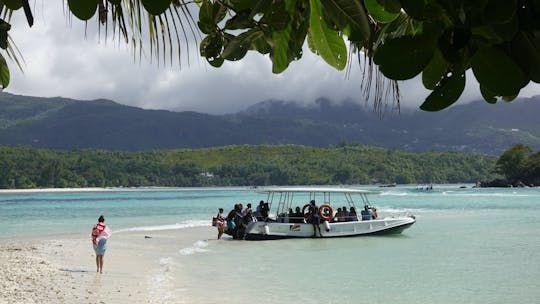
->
xmin=243 ymin=217 xmax=415 ymax=240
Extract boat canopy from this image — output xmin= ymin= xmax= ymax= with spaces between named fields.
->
xmin=256 ymin=187 xmax=381 ymax=195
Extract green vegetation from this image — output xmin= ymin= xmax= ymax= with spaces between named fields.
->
xmin=496 ymin=144 xmax=540 ymax=185
xmin=0 ymin=144 xmax=496 ymax=189
xmin=3 ymin=1 xmax=540 ymax=110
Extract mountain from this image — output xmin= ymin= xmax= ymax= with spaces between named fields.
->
xmin=0 ymin=92 xmax=539 ymax=155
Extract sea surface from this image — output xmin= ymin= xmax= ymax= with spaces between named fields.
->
xmin=1 ymin=185 xmax=539 ymax=303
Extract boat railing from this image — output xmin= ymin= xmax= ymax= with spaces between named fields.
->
xmin=277 ymin=214 xmax=307 ymax=223
xmin=275 ymin=214 xmax=379 ymax=224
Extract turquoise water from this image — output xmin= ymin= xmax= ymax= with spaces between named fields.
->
xmin=2 ymin=185 xmax=539 ymax=303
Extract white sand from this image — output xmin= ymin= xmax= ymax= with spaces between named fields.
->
xmin=0 ymin=227 xmax=216 ymax=304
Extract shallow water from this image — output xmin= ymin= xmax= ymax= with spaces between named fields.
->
xmin=1 ymin=185 xmax=539 ymax=303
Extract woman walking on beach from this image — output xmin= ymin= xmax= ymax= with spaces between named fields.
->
xmin=91 ymin=215 xmax=111 ymax=274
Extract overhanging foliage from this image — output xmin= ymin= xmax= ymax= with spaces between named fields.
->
xmin=1 ymin=1 xmax=540 ymax=111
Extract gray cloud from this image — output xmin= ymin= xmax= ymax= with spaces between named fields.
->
xmin=5 ymin=3 xmax=540 ymax=114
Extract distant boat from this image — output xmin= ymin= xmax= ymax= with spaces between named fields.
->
xmin=224 ymin=187 xmax=416 ymax=240
xmin=378 ymin=183 xmax=397 ymax=188
xmin=415 ymin=184 xmax=433 ymax=191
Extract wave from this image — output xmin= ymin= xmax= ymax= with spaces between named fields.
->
xmin=178 ymin=240 xmax=209 ymax=256
xmin=441 ymin=192 xmax=539 ymax=197
xmin=378 ymin=207 xmax=427 ymax=213
xmin=380 ymin=191 xmax=410 ymax=196
xmin=147 ymin=260 xmax=176 ymax=303
xmin=115 ymin=220 xmax=209 ymax=233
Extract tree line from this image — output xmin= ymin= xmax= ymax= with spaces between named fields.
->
xmin=0 ymin=144 xmax=497 ymax=189
xmin=491 ymin=144 xmax=540 ymax=187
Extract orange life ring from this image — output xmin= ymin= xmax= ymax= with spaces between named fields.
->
xmin=302 ymin=203 xmax=312 ymax=217
xmin=319 ymin=204 xmax=333 ymax=221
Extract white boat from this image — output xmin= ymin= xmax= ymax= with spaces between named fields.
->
xmin=227 ymin=187 xmax=416 ymax=240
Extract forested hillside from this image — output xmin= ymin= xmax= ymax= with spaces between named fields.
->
xmin=1 ymin=93 xmax=539 ymax=155
xmin=0 ymin=145 xmax=496 ymax=189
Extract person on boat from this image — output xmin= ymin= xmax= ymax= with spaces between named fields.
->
xmin=333 ymin=207 xmax=343 ymax=222
xmin=342 ymin=206 xmax=350 ymax=221
xmin=254 ymin=200 xmax=264 ymax=220
xmin=226 ymin=205 xmax=238 ymax=232
xmin=91 ymin=215 xmax=111 ymax=274
xmin=361 ymin=205 xmax=372 ymax=221
xmin=308 ymin=200 xmax=322 ymax=237
xmin=349 ymin=207 xmax=359 ymax=221
xmin=288 ymin=208 xmax=294 ymax=222
xmin=216 ymin=208 xmax=227 ymax=239
xmin=242 ymin=203 xmax=252 ymax=217
xmin=369 ymin=206 xmax=378 ymax=219
xmin=262 ymin=202 xmax=270 ymax=220
xmin=235 ymin=204 xmax=248 ymax=239
xmin=293 ymin=206 xmax=303 ymax=223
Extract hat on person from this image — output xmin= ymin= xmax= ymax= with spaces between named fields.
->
xmin=310 ymin=200 xmax=316 ymax=205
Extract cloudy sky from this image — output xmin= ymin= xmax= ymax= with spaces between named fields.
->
xmin=5 ymin=2 xmax=540 ymax=114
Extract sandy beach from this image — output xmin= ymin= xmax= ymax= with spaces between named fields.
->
xmin=0 ymin=227 xmax=215 ymax=304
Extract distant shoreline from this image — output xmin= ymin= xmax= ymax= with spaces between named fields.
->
xmin=0 ymin=187 xmax=168 ymax=193
xmin=0 ymin=186 xmax=256 ymax=194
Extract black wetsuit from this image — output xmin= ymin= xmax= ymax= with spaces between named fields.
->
xmin=309 ymin=205 xmax=322 ymax=237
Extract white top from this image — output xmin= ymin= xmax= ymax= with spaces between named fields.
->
xmin=256 ymin=187 xmax=380 ymax=195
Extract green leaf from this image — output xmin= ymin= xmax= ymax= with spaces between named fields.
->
xmin=198 ymin=1 xmax=214 ymax=34
xmin=287 ymin=6 xmax=310 ymax=61
xmin=222 ymin=29 xmax=263 ymax=61
xmin=307 ymin=31 xmax=317 ymax=53
xmin=377 ymin=0 xmax=401 ymax=13
xmin=198 ymin=1 xmax=226 ymax=34
xmin=264 ymin=0 xmax=290 ymax=31
xmin=512 ymin=31 xmax=540 ymax=83
xmin=224 ymin=11 xmax=256 ymax=30
xmin=269 ymin=0 xmax=298 ymax=74
xmin=502 ymin=95 xmax=517 ymax=102
xmin=420 ymin=72 xmax=465 ymax=111
xmin=472 ymin=15 xmax=518 ymax=43
xmin=472 ymin=25 xmax=505 ymax=44
xmin=365 ymin=0 xmax=400 ymax=23
xmin=207 ymin=56 xmax=224 ymax=68
xmin=271 ymin=29 xmax=291 ymax=73
xmin=4 ymin=0 xmax=22 ymax=10
xmin=200 ymin=32 xmax=223 ymax=59
xmin=321 ymin=0 xmax=370 ymax=42
xmin=0 ymin=19 xmax=11 ymax=50
xmin=212 ymin=2 xmax=228 ymax=24
xmin=484 ymin=0 xmax=517 ymax=24
xmin=249 ymin=32 xmax=271 ymax=54
xmin=67 ymin=0 xmax=98 ymax=21
xmin=471 ymin=46 xmax=528 ymax=96
xmin=422 ymin=49 xmax=448 ymax=90
xmin=141 ymin=0 xmax=172 ymax=16
xmin=480 ymin=85 xmax=497 ymax=104
xmin=229 ymin=0 xmax=254 ymax=11
xmin=249 ymin=0 xmax=272 ymax=19
xmin=374 ymin=36 xmax=434 ymax=80
xmin=0 ymin=53 xmax=9 ymax=88
xmin=309 ymin=0 xmax=347 ymax=70
xmin=400 ymin=0 xmax=427 ymax=19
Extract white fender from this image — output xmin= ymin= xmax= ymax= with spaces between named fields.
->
xmin=324 ymin=220 xmax=330 ymax=232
